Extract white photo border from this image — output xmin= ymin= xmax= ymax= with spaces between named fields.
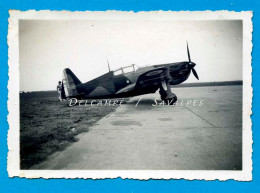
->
xmin=7 ymin=10 xmax=253 ymax=181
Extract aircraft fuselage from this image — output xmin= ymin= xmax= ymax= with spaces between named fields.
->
xmin=71 ymin=61 xmax=192 ymax=99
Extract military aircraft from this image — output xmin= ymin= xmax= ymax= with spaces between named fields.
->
xmin=60 ymin=43 xmax=198 ymax=104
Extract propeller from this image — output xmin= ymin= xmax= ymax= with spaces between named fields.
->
xmin=187 ymin=42 xmax=191 ymax=63
xmin=186 ymin=42 xmax=199 ymax=80
xmin=192 ymin=68 xmax=199 ymax=80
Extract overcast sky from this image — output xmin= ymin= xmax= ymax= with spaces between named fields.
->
xmin=19 ymin=19 xmax=242 ymax=91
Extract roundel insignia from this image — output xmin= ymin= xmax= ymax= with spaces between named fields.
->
xmin=145 ymin=70 xmax=164 ymax=77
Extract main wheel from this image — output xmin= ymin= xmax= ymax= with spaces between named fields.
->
xmin=164 ymin=95 xmax=177 ymax=105
xmin=159 ymin=88 xmax=168 ymax=101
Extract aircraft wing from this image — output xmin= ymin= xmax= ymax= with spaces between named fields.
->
xmin=115 ymin=83 xmax=136 ymax=94
xmin=134 ymin=67 xmax=168 ymax=89
xmin=115 ymin=67 xmax=169 ymax=95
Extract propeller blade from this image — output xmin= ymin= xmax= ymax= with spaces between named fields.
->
xmin=187 ymin=42 xmax=191 ymax=63
xmin=192 ymin=68 xmax=199 ymax=80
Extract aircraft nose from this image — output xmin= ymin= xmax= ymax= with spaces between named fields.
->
xmin=189 ymin=62 xmax=196 ymax=68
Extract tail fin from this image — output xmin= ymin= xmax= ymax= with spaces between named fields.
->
xmin=62 ymin=68 xmax=82 ymax=98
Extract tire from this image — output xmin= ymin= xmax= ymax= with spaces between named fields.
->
xmin=159 ymin=88 xmax=167 ymax=101
xmin=164 ymin=96 xmax=177 ymax=105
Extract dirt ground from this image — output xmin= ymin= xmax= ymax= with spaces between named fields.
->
xmin=20 ymin=91 xmax=118 ymax=169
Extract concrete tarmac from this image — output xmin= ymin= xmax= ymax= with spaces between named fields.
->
xmin=33 ymin=85 xmax=242 ymax=170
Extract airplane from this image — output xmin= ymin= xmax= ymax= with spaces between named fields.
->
xmin=60 ymin=43 xmax=199 ymax=104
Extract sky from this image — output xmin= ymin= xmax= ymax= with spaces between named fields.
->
xmin=19 ymin=19 xmax=242 ymax=91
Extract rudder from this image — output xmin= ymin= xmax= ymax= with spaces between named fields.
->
xmin=62 ymin=68 xmax=82 ymax=98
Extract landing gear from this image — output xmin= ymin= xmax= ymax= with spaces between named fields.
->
xmin=159 ymin=80 xmax=177 ymax=105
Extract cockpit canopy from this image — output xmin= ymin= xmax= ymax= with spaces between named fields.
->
xmin=113 ymin=64 xmax=139 ymax=76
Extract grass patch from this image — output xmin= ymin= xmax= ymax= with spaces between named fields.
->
xmin=20 ymin=91 xmax=117 ymax=169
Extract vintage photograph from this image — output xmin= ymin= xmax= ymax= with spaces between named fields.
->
xmin=8 ymin=11 xmax=252 ymax=180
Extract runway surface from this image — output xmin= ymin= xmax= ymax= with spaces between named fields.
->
xmin=32 ymin=85 xmax=242 ymax=170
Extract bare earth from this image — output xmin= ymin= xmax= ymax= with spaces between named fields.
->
xmin=27 ymin=85 xmax=242 ymax=170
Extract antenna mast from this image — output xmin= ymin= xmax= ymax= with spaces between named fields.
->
xmin=107 ymin=60 xmax=111 ymax=72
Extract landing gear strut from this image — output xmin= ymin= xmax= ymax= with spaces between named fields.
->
xmin=159 ymin=81 xmax=177 ymax=105
xmin=159 ymin=68 xmax=177 ymax=105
